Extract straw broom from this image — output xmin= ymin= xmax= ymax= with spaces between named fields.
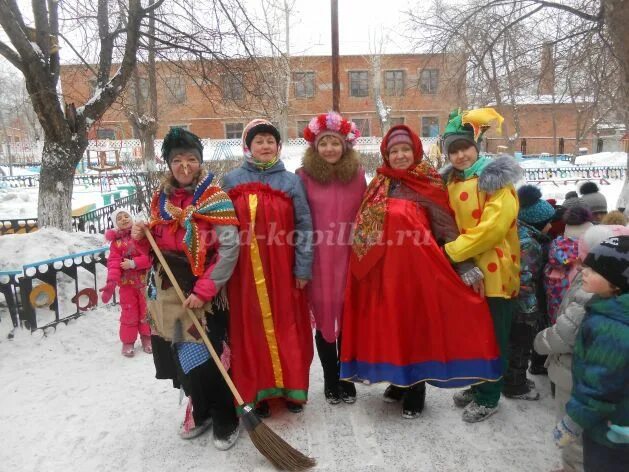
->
xmin=143 ymin=228 xmax=316 ymax=471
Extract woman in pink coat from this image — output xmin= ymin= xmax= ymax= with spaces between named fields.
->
xmin=296 ymin=112 xmax=367 ymax=404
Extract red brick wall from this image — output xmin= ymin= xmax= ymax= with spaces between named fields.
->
xmin=60 ymin=53 xmax=465 ymax=140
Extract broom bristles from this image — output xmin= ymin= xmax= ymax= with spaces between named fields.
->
xmin=241 ymin=408 xmax=316 ymax=471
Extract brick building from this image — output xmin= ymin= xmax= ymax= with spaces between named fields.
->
xmin=60 ymin=53 xmax=466 ymax=141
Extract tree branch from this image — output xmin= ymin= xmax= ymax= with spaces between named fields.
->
xmin=0 ymin=39 xmax=23 ymax=69
xmin=528 ymin=0 xmax=602 ymax=22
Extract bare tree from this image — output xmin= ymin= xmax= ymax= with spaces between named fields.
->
xmin=0 ymin=0 xmax=164 ymax=230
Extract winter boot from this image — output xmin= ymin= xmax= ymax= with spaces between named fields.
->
xmin=254 ymin=400 xmax=271 ymax=418
xmin=340 ymin=381 xmax=357 ymax=404
xmin=140 ymin=335 xmax=152 ymax=354
xmin=462 ymin=401 xmax=499 ymax=423
xmin=324 ymin=381 xmax=341 ymax=405
xmin=121 ymin=343 xmax=135 ymax=357
xmin=286 ymin=401 xmax=304 ymax=413
xmin=179 ymin=417 xmax=212 ymax=439
xmin=503 ymin=379 xmax=540 ymax=400
xmin=402 ymin=383 xmax=425 ymax=419
xmin=213 ymin=424 xmax=239 ymax=451
xmin=383 ymin=384 xmax=406 ymax=403
xmin=452 ymin=388 xmax=474 ymax=408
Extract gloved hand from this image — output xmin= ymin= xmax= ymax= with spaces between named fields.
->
xmin=100 ymin=282 xmax=116 ymax=303
xmin=553 ymin=415 xmax=582 ymax=448
xmin=607 ymin=424 xmax=629 ymax=444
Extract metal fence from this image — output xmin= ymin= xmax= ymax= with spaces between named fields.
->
xmin=523 ymin=166 xmax=626 ymax=184
xmin=0 ymin=247 xmax=111 ymax=333
xmin=0 ymin=193 xmax=141 ymax=236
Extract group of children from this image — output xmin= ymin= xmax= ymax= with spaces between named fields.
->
xmin=99 ymin=108 xmax=628 ymax=470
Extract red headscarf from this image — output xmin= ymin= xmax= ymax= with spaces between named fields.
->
xmin=351 ymin=125 xmax=452 ymax=278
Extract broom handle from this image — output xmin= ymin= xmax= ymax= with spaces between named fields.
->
xmin=143 ymin=227 xmax=246 ymax=406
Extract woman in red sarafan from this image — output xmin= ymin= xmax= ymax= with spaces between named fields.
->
xmin=222 ymin=119 xmax=314 ymax=418
xmin=340 ymin=125 xmax=501 ymax=419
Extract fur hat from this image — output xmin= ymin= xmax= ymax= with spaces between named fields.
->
xmin=563 ymin=205 xmax=593 ymax=240
xmin=583 ymin=235 xmax=629 ymax=292
xmin=110 ymin=208 xmax=133 ymax=229
xmin=161 ymin=127 xmax=203 ymax=169
xmin=579 ymin=181 xmax=608 ymax=214
xmin=303 ymin=112 xmax=360 ymax=151
xmin=517 ymin=184 xmax=555 ymax=228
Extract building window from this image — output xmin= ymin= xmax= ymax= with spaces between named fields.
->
xmin=349 ymin=71 xmax=369 ymax=97
xmin=293 ymin=72 xmax=315 ymax=98
xmin=421 ymin=117 xmax=440 ymax=137
xmin=165 ymin=76 xmax=187 ymax=104
xmin=296 ymin=120 xmax=310 ymax=138
xmin=353 ymin=118 xmax=370 ymax=137
xmin=96 ymin=128 xmax=116 ymax=140
xmin=225 ymin=123 xmax=244 ymax=139
xmin=384 ymin=70 xmax=405 ymax=96
xmin=389 ymin=117 xmax=405 ymax=127
xmin=222 ymin=75 xmax=244 ymax=101
xmin=419 ymin=69 xmax=439 ymax=94
xmin=169 ymin=124 xmax=190 ymax=132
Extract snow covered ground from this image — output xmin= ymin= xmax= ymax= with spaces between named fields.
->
xmin=0 ymin=226 xmax=562 ymax=472
xmin=0 ymin=307 xmax=561 ymax=472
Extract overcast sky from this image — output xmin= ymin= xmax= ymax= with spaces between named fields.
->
xmin=277 ymin=0 xmax=418 ymax=56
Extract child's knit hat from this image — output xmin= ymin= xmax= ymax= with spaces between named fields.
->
xmin=518 ymin=184 xmax=555 ymax=229
xmin=579 ymin=181 xmax=608 ymax=214
xmin=563 ymin=205 xmax=593 ymax=239
xmin=110 ymin=208 xmax=133 ymax=229
xmin=583 ymin=235 xmax=629 ymax=292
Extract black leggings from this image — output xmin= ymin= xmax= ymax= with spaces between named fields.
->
xmin=315 ymin=330 xmax=343 ymax=387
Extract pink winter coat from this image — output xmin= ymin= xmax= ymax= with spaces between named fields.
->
xmin=296 ymin=167 xmax=367 ymax=342
xmin=105 ymin=229 xmax=151 ymax=288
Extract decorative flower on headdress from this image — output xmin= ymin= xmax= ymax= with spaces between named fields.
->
xmin=303 ymin=111 xmax=360 ymax=148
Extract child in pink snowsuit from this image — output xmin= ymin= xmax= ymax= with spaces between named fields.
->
xmin=101 ymin=208 xmax=152 ymax=357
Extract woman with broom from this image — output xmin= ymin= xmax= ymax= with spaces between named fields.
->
xmin=222 ymin=119 xmax=314 ymax=419
xmin=131 ymin=127 xmax=241 ymax=450
xmin=340 ymin=125 xmax=502 ymax=419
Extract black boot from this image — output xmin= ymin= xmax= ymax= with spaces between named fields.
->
xmin=316 ymin=331 xmax=342 ymax=405
xmin=339 ymin=380 xmax=356 ymax=404
xmin=402 ymin=383 xmax=426 ymax=419
xmin=383 ymin=384 xmax=406 ymax=403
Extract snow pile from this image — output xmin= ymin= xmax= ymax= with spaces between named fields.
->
xmin=0 ymin=189 xmax=38 ymax=219
xmin=573 ymin=152 xmax=627 ymax=166
xmin=0 ymin=310 xmax=561 ymax=471
xmin=0 ymin=228 xmax=104 ymax=272
xmin=0 ymin=165 xmax=39 ymax=176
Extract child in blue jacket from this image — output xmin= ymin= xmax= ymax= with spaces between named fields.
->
xmin=553 ymin=236 xmax=629 ymax=472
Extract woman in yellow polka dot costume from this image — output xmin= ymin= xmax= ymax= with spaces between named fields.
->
xmin=440 ymin=108 xmax=524 ymax=423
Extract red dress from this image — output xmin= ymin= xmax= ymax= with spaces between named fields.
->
xmin=340 ymin=154 xmax=502 ymax=388
xmin=227 ymin=183 xmax=313 ymax=409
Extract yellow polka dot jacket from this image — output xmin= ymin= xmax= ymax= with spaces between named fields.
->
xmin=441 ymin=156 xmax=524 ymax=299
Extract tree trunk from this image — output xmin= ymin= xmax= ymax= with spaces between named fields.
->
xmin=604 ymin=0 xmax=629 ymax=211
xmin=37 ymin=138 xmax=86 ymax=230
